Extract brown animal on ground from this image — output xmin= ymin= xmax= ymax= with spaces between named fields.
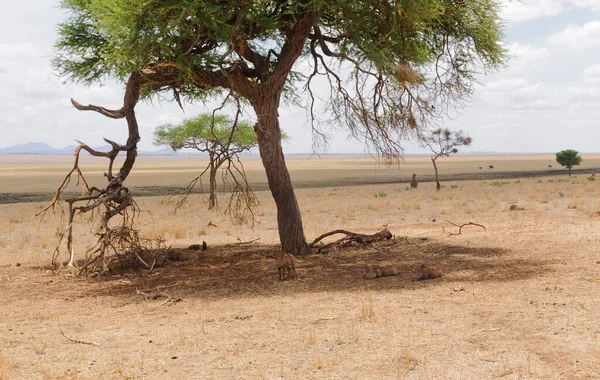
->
xmin=417 ymin=264 xmax=443 ymax=280
xmin=489 ymin=165 xmax=494 ymax=169
xmin=509 ymin=204 xmax=525 ymax=211
xmin=275 ymin=252 xmax=296 ymax=280
xmin=364 ymin=264 xmax=399 ymax=279
xmin=188 ymin=241 xmax=208 ymax=251
xmin=548 ymin=165 xmax=552 ymax=168
xmin=410 ymin=174 xmax=418 ymax=188
xmin=479 ymin=166 xmax=483 ymax=170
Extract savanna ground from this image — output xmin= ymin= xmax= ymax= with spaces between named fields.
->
xmin=1 ymin=154 xmax=600 ymax=379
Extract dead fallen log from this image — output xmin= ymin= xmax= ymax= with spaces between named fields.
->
xmin=309 ymin=228 xmax=392 ymax=251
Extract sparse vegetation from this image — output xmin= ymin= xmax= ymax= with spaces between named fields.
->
xmin=2 ymin=155 xmax=600 ymax=377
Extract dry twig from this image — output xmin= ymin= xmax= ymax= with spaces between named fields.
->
xmin=60 ymin=329 xmax=100 ymax=347
xmin=442 ymin=220 xmax=486 ymax=236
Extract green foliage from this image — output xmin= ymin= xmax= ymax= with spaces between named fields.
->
xmin=54 ymin=0 xmax=507 ymax=137
xmin=153 ymin=114 xmax=259 ymax=152
xmin=450 ymin=184 xmax=458 ymax=189
xmin=490 ymin=181 xmax=509 ymax=187
xmin=555 ymin=150 xmax=582 ymax=174
xmin=587 ymin=176 xmax=596 ymax=181
xmin=374 ymin=192 xmax=387 ymax=198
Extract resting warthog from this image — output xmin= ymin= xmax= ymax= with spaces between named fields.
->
xmin=417 ymin=264 xmax=443 ymax=280
xmin=364 ymin=264 xmax=399 ymax=279
xmin=275 ymin=252 xmax=296 ymax=280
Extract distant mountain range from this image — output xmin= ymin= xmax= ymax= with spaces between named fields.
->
xmin=0 ymin=142 xmax=175 ymax=155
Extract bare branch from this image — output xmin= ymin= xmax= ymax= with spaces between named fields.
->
xmin=442 ymin=220 xmax=487 ymax=236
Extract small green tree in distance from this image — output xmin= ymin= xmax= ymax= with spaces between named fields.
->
xmin=421 ymin=128 xmax=472 ymax=190
xmin=154 ymin=114 xmax=257 ymax=210
xmin=556 ymin=149 xmax=582 ymax=176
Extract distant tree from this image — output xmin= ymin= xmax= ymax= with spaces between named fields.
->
xmin=555 ymin=149 xmax=582 ymax=176
xmin=154 ymin=114 xmax=258 ymax=210
xmin=421 ymin=129 xmax=472 ymax=190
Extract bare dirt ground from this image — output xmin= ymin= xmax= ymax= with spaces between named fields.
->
xmin=1 ymin=156 xmax=600 ymax=379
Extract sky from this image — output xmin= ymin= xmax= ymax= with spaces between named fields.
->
xmin=1 ymin=1 xmax=600 ymax=155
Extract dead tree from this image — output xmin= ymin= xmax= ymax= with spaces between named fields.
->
xmin=37 ymin=71 xmax=173 ymax=274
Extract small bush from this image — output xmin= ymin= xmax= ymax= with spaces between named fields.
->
xmin=490 ymin=181 xmax=510 ymax=187
xmin=587 ymin=176 xmax=596 ymax=181
xmin=374 ymin=192 xmax=387 ymax=198
xmin=450 ymin=184 xmax=458 ymax=189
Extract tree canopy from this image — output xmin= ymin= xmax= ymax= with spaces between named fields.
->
xmin=54 ymin=0 xmax=505 ymax=154
xmin=556 ymin=149 xmax=582 ymax=176
xmin=154 ymin=114 xmax=257 ymax=152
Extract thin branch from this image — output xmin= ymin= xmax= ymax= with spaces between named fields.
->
xmin=60 ymin=329 xmax=100 ymax=347
xmin=442 ymin=220 xmax=487 ymax=236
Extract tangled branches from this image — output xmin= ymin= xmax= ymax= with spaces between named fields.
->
xmin=37 ymin=72 xmax=163 ymax=275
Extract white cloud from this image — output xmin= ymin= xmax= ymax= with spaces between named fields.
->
xmin=572 ymin=0 xmax=600 ymax=11
xmin=500 ymin=0 xmax=564 ymax=24
xmin=582 ymin=62 xmax=600 ymax=77
xmin=485 ymin=77 xmax=529 ymax=92
xmin=546 ymin=21 xmax=600 ymax=48
xmin=0 ymin=42 xmax=39 ymax=59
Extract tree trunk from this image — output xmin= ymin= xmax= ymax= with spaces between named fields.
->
xmin=208 ymin=150 xmax=216 ymax=209
xmin=432 ymin=157 xmax=441 ymax=191
xmin=252 ymin=92 xmax=309 ymax=255
xmin=568 ymin=167 xmax=571 ymax=176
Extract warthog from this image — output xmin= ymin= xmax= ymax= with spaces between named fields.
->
xmin=488 ymin=165 xmax=494 ymax=169
xmin=275 ymin=252 xmax=296 ymax=280
xmin=410 ymin=174 xmax=418 ymax=188
xmin=417 ymin=264 xmax=443 ymax=280
xmin=364 ymin=264 xmax=399 ymax=279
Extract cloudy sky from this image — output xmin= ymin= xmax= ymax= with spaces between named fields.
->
xmin=1 ymin=1 xmax=600 ymax=154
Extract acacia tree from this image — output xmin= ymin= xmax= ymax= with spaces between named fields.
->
xmin=422 ymin=128 xmax=472 ymax=190
xmin=556 ymin=149 xmax=582 ymax=176
xmin=53 ymin=0 xmax=506 ymax=255
xmin=154 ymin=113 xmax=258 ymax=210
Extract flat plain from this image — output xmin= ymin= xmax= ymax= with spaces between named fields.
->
xmin=1 ymin=154 xmax=600 ymax=379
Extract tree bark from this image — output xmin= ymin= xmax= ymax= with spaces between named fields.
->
xmin=432 ymin=156 xmax=441 ymax=191
xmin=252 ymin=92 xmax=309 ymax=255
xmin=208 ymin=150 xmax=216 ymax=209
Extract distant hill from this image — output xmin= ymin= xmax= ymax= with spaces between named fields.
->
xmin=0 ymin=142 xmax=176 ymax=155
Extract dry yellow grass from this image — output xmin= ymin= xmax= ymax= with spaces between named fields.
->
xmin=0 ymin=156 xmax=600 ymax=378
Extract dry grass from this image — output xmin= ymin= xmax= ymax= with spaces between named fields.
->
xmin=1 ymin=156 xmax=600 ymax=378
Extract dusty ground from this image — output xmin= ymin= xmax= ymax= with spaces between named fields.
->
xmin=1 ymin=156 xmax=600 ymax=379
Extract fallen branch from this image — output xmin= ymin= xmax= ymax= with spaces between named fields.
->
xmin=470 ymin=328 xmax=500 ymax=336
xmin=309 ymin=228 xmax=392 ymax=252
xmin=442 ymin=221 xmax=486 ymax=236
xmin=235 ymin=237 xmax=261 ymax=245
xmin=60 ymin=329 xmax=100 ymax=347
